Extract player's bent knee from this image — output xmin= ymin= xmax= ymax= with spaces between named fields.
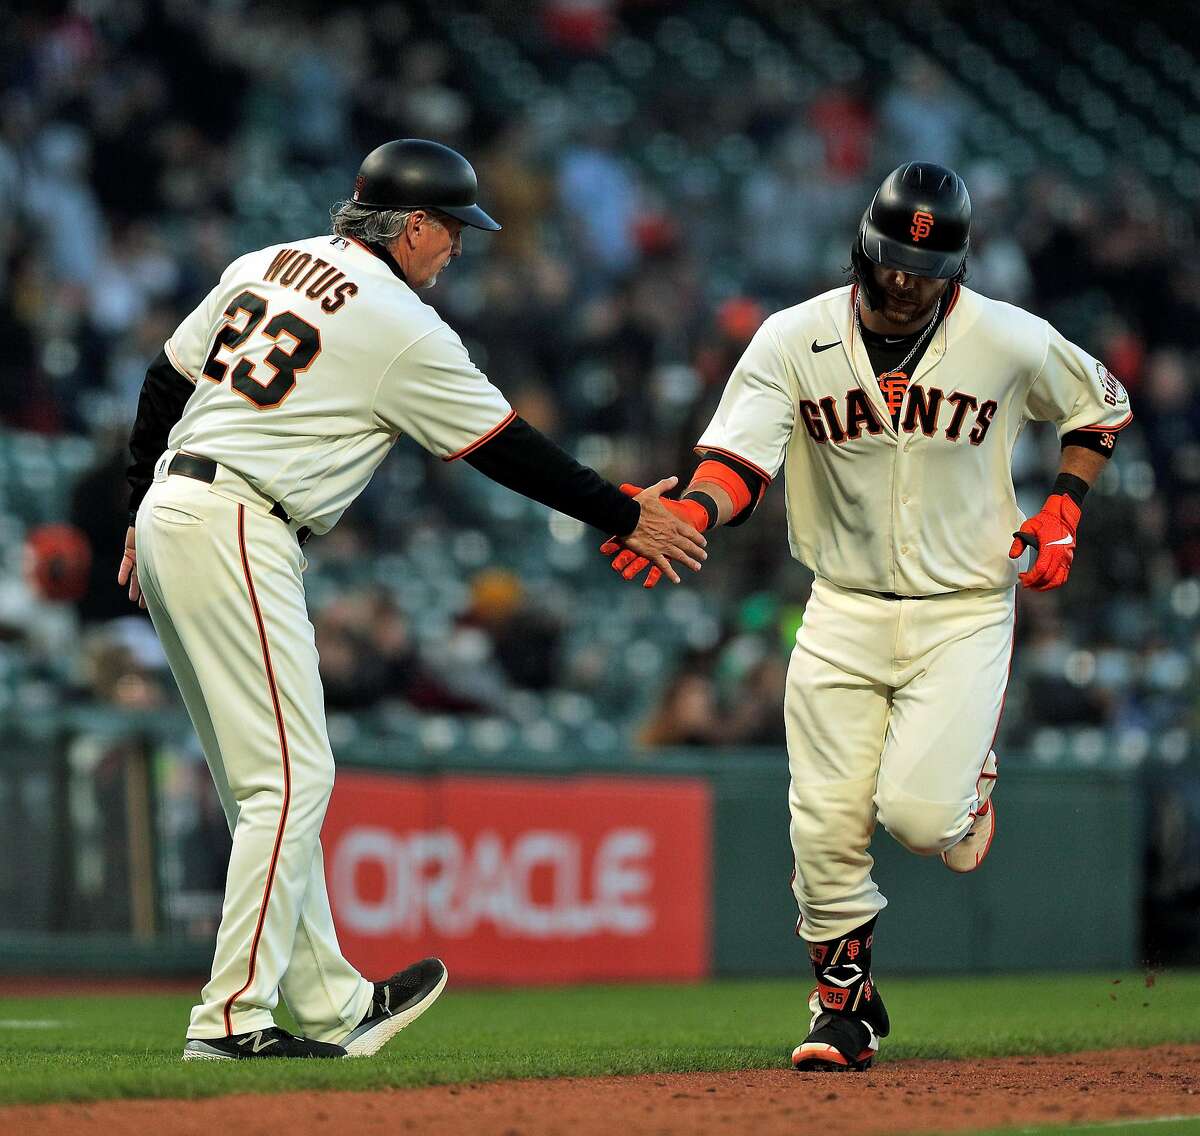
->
xmin=292 ymin=761 xmax=336 ymax=811
xmin=876 ymin=792 xmax=968 ymax=856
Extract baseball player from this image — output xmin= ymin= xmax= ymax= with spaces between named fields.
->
xmin=603 ymin=162 xmax=1131 ymax=1070
xmin=118 ymin=138 xmax=707 ymax=1060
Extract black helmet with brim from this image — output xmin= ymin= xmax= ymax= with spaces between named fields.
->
xmin=853 ymin=162 xmax=970 ymax=303
xmin=351 ymin=138 xmax=501 ymax=231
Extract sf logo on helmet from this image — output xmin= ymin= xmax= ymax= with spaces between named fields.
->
xmin=910 ymin=210 xmax=935 ymax=241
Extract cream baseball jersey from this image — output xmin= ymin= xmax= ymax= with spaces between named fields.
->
xmin=698 ymin=284 xmax=1132 ymax=595
xmin=162 ymin=235 xmax=512 ymax=534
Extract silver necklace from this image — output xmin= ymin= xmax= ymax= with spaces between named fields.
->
xmin=855 ymin=292 xmax=942 ymax=377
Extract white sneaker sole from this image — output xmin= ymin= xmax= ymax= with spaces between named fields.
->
xmin=343 ymin=965 xmax=448 ymax=1057
xmin=791 ymin=1041 xmax=874 ymax=1071
xmin=181 ymin=1045 xmax=232 ymax=1061
xmin=941 ymin=801 xmax=996 ymax=873
xmin=941 ymin=750 xmax=998 ymax=874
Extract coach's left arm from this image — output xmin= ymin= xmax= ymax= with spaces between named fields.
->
xmin=1010 ymin=325 xmax=1134 ymax=591
xmin=118 ymin=349 xmax=197 ymax=608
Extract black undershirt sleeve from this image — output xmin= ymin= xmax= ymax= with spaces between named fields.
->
xmin=464 ymin=417 xmax=641 ymax=536
xmin=127 ymin=349 xmax=195 ymax=523
xmin=1061 ymin=428 xmax=1120 ymax=457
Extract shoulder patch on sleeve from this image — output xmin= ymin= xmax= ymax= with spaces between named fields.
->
xmin=1094 ymin=361 xmax=1129 ymax=410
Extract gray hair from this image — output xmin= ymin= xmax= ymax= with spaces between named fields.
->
xmin=330 ymin=199 xmax=415 ymax=244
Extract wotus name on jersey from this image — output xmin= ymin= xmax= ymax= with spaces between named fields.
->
xmin=263 ymin=247 xmax=360 ymax=313
xmin=799 ymin=386 xmax=998 ymax=447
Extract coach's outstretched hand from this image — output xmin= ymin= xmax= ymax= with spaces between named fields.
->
xmin=602 ymin=480 xmax=709 ymax=588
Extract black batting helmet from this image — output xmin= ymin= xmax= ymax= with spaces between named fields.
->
xmin=351 ymin=139 xmax=501 ymax=231
xmin=852 ymin=161 xmax=970 ymax=308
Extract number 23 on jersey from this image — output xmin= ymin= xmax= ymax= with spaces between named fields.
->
xmin=201 ymin=290 xmax=322 ymax=409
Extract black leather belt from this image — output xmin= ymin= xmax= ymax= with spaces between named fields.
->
xmin=167 ymin=453 xmax=311 ymax=545
xmin=846 ymin=587 xmax=929 ymax=601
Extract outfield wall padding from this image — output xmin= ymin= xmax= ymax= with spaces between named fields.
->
xmin=0 ymin=711 xmax=1142 ymax=977
xmin=709 ymin=761 xmax=1141 ymax=974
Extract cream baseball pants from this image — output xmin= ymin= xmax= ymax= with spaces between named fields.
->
xmin=136 ymin=454 xmax=372 ymax=1040
xmin=786 ymin=576 xmax=1015 ymax=943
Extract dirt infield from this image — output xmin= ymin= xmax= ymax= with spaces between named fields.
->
xmin=3 ymin=1044 xmax=1198 ymax=1135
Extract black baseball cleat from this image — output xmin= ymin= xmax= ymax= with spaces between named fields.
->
xmin=342 ymin=957 xmax=448 ymax=1057
xmin=792 ymin=1013 xmax=880 ymax=1071
xmin=182 ymin=1026 xmax=346 ymax=1061
xmin=791 ymin=987 xmax=890 ymax=1072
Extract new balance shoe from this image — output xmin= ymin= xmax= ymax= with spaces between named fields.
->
xmin=941 ymin=749 xmax=998 ymax=874
xmin=342 ymin=957 xmax=448 ymax=1057
xmin=182 ymin=1026 xmax=345 ymax=1061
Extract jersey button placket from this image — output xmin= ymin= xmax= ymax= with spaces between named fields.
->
xmin=893 ymin=440 xmax=915 ymax=578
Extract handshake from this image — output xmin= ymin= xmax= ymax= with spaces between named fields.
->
xmin=599 ymin=478 xmax=711 ymax=589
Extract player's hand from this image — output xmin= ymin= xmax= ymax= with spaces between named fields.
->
xmin=117 ymin=524 xmax=147 ymax=609
xmin=600 ymin=481 xmax=708 ymax=588
xmin=1009 ymin=493 xmax=1081 ymax=591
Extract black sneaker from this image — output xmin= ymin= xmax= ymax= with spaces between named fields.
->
xmin=791 ymin=1013 xmax=880 ymax=1071
xmin=791 ymin=986 xmax=890 ymax=1072
xmin=182 ymin=1026 xmax=346 ymax=1061
xmin=342 ymin=957 xmax=448 ymax=1057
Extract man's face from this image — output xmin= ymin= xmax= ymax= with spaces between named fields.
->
xmin=406 ymin=211 xmax=464 ymax=289
xmin=870 ymin=265 xmax=946 ymax=327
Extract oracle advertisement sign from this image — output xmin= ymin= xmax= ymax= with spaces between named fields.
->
xmin=322 ymin=772 xmax=712 ymax=983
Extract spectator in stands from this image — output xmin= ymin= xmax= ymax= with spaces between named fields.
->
xmin=460 ymin=569 xmax=565 ymax=693
xmin=878 ymin=58 xmax=966 ymax=169
xmin=558 ymin=124 xmax=641 ymax=281
xmin=638 ymin=666 xmax=721 ymax=747
xmin=808 ymin=82 xmax=875 ymax=183
xmin=960 ymin=163 xmax=1032 ymax=306
xmin=0 ymin=0 xmax=1191 ymax=761
xmin=24 ymin=124 xmax=105 ymax=289
xmin=70 ymin=438 xmax=136 ymax=625
xmin=739 ymin=125 xmax=834 ymax=293
xmin=638 ymin=638 xmax=788 ymax=749
xmin=1139 ymin=351 xmax=1200 ymax=576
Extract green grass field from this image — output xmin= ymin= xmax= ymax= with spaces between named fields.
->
xmin=0 ymin=970 xmax=1197 ymax=1108
xmin=972 ymin=1123 xmax=1200 ymax=1136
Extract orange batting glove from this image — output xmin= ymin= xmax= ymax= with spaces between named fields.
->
xmin=1008 ymin=493 xmax=1081 ymax=591
xmin=600 ymin=484 xmax=710 ymax=588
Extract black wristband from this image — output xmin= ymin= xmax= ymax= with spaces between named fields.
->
xmin=1053 ymin=472 xmax=1090 ymax=508
xmin=682 ymin=491 xmax=719 ymax=530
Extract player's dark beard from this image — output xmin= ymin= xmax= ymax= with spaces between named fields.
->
xmin=880 ymin=285 xmax=939 ymax=327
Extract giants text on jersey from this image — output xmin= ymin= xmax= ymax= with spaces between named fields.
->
xmin=697 ymin=285 xmax=1132 ymax=595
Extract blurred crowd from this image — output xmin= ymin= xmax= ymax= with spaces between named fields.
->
xmin=1 ymin=0 xmax=1197 ymax=766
